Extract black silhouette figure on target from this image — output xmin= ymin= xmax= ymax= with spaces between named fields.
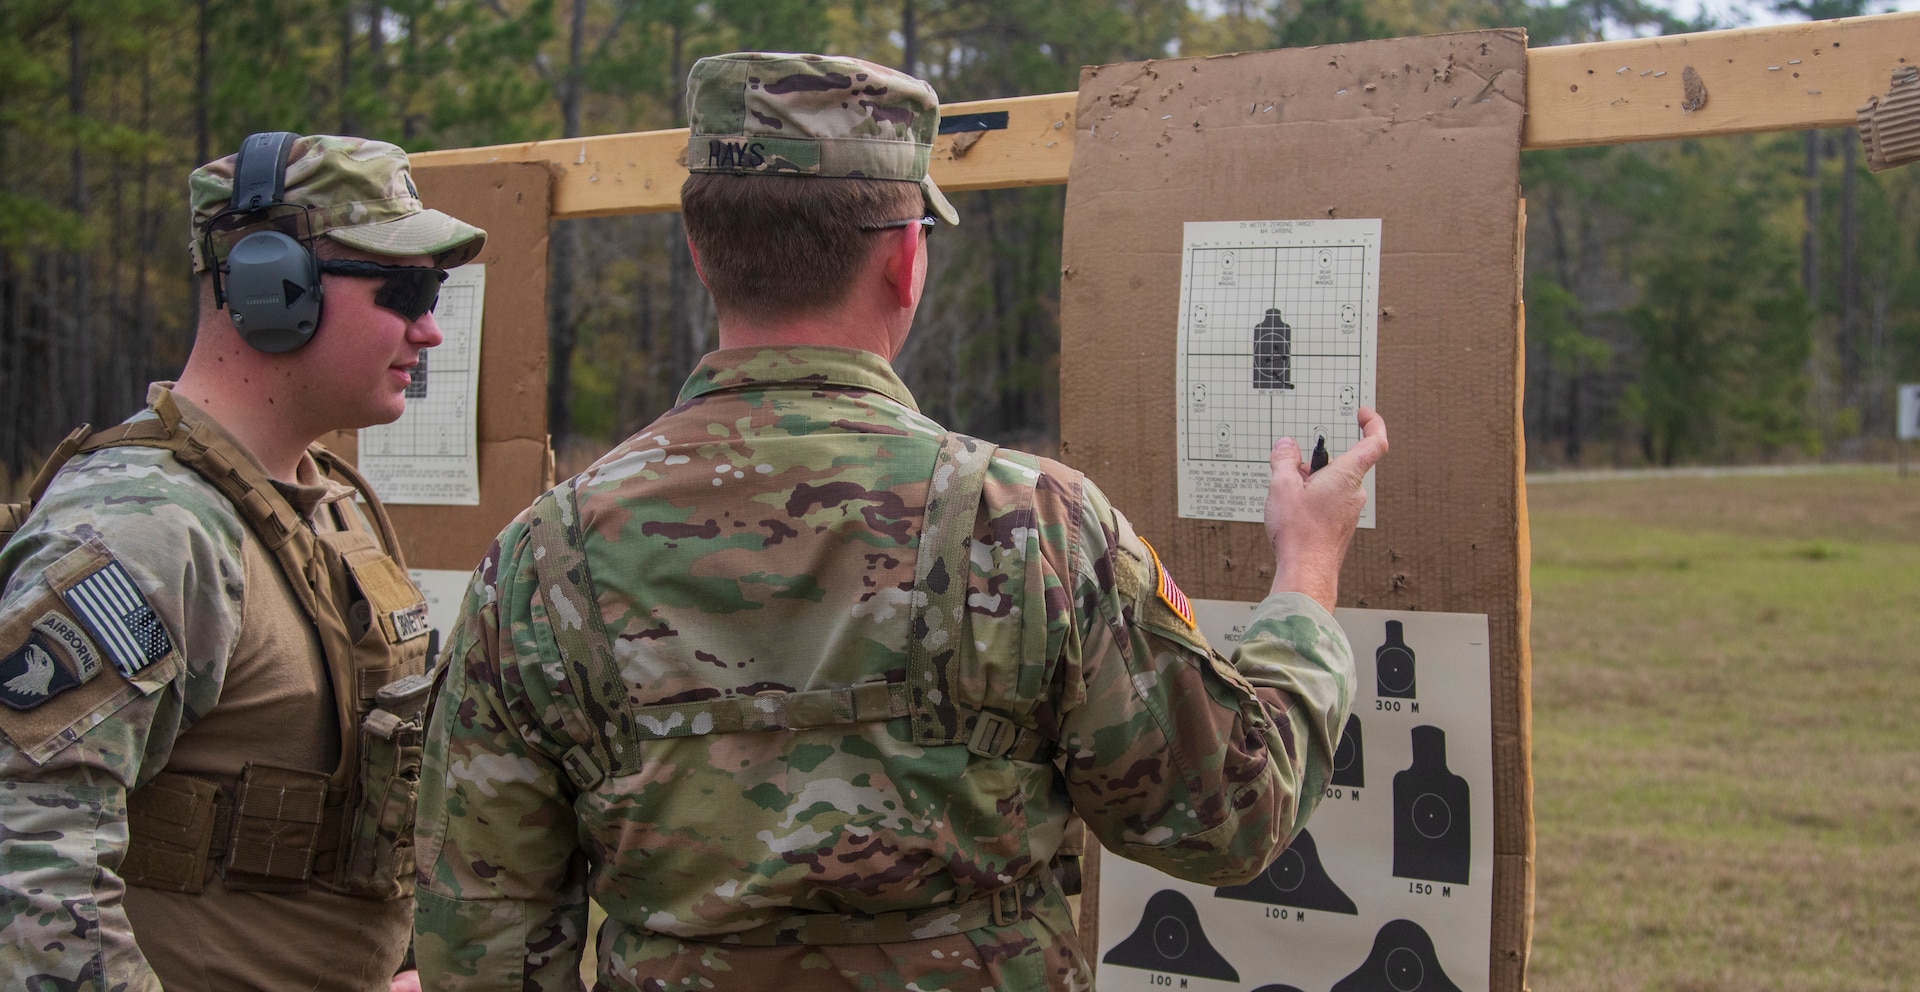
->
xmin=1214 ymin=828 xmax=1357 ymax=914
xmin=1101 ymin=889 xmax=1239 ymax=982
xmin=1250 ymin=986 xmax=1308 ymax=992
xmin=1392 ymin=725 xmax=1471 ymax=884
xmin=1252 ymin=309 xmax=1295 ymax=391
xmin=1375 ymin=620 xmax=1416 ymax=699
xmin=1331 ymin=919 xmax=1463 ymax=992
xmin=1332 ymin=712 xmax=1365 ymax=788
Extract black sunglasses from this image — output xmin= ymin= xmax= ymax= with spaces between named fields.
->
xmin=319 ymin=259 xmax=450 ymax=322
xmin=860 ymin=215 xmax=937 ymax=232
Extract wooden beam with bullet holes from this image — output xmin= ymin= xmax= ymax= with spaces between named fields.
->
xmin=414 ymin=11 xmax=1918 ymax=219
xmin=402 ymin=13 xmax=1917 ymax=545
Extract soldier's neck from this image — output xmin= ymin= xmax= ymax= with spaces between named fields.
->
xmin=715 ymin=296 xmax=914 ymax=360
xmin=174 ymin=337 xmax=321 ymax=485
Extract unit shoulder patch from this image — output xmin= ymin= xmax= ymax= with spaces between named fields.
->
xmin=0 ymin=608 xmax=107 ymax=712
xmin=2 ymin=634 xmax=79 ymax=710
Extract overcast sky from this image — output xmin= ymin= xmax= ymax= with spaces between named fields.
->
xmin=1655 ymin=0 xmax=1920 ymax=29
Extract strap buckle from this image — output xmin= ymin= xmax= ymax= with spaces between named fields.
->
xmin=989 ymin=883 xmax=1023 ymax=926
xmin=561 ymin=744 xmax=605 ymax=791
xmin=967 ymin=711 xmax=1018 ymax=758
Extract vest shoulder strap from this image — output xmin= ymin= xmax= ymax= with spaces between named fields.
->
xmin=524 ymin=481 xmax=621 ymax=791
xmin=2 ymin=412 xmax=191 ymax=547
xmin=2 ymin=425 xmax=90 ymax=548
xmin=16 ymin=395 xmax=334 ymax=630
xmin=907 ymin=432 xmax=1001 ymax=745
xmin=312 ymin=445 xmax=407 ymax=569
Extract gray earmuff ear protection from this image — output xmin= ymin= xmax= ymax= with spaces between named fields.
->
xmin=210 ymin=132 xmax=325 ymax=353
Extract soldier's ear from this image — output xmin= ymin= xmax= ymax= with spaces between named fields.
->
xmin=686 ymin=238 xmax=708 ymax=288
xmin=887 ymin=224 xmax=918 ymax=310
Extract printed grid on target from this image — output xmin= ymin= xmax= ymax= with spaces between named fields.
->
xmin=1183 ymin=244 xmax=1367 ymax=464
xmin=360 ymin=281 xmax=479 ymax=458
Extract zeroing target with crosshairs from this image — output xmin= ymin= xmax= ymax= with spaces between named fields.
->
xmin=1176 ymin=219 xmax=1379 ymax=525
xmin=1181 ymin=243 xmax=1369 ymax=465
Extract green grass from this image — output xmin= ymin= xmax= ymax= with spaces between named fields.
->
xmin=1526 ymin=470 xmax=1920 ymax=991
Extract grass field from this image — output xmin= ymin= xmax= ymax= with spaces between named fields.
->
xmin=1525 ymin=469 xmax=1920 ymax=991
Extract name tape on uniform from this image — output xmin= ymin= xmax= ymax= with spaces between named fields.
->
xmin=389 ymin=602 xmax=433 ymax=643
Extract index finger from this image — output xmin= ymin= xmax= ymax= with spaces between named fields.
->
xmin=1327 ymin=407 xmax=1389 ymax=479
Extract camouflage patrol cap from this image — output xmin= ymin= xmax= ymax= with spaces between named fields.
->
xmin=686 ymin=52 xmax=960 ymax=226
xmin=188 ymin=134 xmax=487 ymax=272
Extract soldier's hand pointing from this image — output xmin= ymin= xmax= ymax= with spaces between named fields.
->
xmin=1263 ymin=407 xmax=1388 ymax=611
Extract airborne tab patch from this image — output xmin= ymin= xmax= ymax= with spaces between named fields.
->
xmin=1138 ymin=537 xmax=1196 ymax=630
xmin=62 ymin=559 xmax=174 ymax=678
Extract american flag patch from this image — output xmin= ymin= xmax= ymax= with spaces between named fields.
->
xmin=1138 ymin=538 xmax=1195 ymax=629
xmin=62 ymin=560 xmax=174 ymax=678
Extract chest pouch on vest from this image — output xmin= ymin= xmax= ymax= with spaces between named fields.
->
xmin=337 ymin=669 xmax=435 ymax=899
xmin=323 ymin=526 xmax=432 ymax=691
xmin=224 ymin=762 xmax=333 ymax=892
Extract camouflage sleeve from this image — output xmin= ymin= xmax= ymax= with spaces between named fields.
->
xmin=1052 ymin=479 xmax=1354 ymax=886
xmin=414 ymin=522 xmax=589 ymax=992
xmin=0 ymin=448 xmax=246 ymax=992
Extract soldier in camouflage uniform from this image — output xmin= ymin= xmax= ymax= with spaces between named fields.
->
xmin=0 ymin=135 xmax=485 ymax=991
xmin=413 ymin=53 xmax=1388 ymax=992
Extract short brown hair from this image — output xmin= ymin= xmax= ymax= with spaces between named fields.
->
xmin=680 ymin=173 xmax=921 ymax=320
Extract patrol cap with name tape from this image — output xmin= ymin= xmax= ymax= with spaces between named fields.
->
xmin=686 ymin=52 xmax=960 ymax=226
xmin=188 ymin=135 xmax=488 ymax=273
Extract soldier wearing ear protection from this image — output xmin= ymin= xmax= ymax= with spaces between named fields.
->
xmin=0 ymin=134 xmax=484 ymax=992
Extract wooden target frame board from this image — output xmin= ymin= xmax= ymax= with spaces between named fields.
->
xmin=325 ymin=162 xmax=555 ymax=571
xmin=1057 ymin=30 xmax=1532 ymax=990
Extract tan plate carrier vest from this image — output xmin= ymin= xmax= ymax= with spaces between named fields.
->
xmin=528 ymin=432 xmax=1080 ymax=946
xmin=2 ymin=394 xmax=434 ymax=899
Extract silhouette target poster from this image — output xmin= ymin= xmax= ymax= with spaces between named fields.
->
xmin=1096 ymin=602 xmax=1494 ymax=992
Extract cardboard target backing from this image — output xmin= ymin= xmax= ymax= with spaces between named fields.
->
xmin=1058 ymin=30 xmax=1532 ymax=991
xmin=323 ymin=162 xmax=555 ymax=572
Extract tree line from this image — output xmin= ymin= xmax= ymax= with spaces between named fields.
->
xmin=4 ymin=0 xmax=1916 ymax=490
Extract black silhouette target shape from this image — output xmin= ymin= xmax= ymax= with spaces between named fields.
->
xmin=1102 ymin=889 xmax=1239 ymax=982
xmin=1391 ymin=726 xmax=1471 ymax=884
xmin=1375 ymin=619 xmax=1417 ymax=699
xmin=1332 ymin=712 xmax=1365 ymax=788
xmin=1252 ymin=308 xmax=1294 ymax=390
xmin=1331 ymin=919 xmax=1463 ymax=992
xmin=1214 ymin=829 xmax=1357 ymax=914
